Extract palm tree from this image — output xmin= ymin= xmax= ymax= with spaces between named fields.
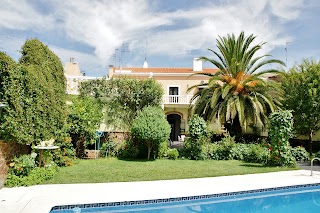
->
xmin=189 ymin=32 xmax=284 ymax=136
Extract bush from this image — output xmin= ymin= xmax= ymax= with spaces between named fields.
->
xmin=167 ymin=148 xmax=179 ymax=160
xmin=100 ymin=141 xmax=116 ymax=157
xmin=291 ymin=146 xmax=309 ymax=162
xmin=199 ymin=142 xmax=270 ymax=164
xmin=189 ymin=115 xmax=207 ymax=140
xmin=131 ymin=106 xmax=171 ymax=159
xmin=5 ymin=166 xmax=57 ymax=187
xmin=53 ymin=126 xmax=75 ymax=167
xmin=118 ymin=140 xmax=140 ymax=159
xmin=184 ymin=137 xmax=210 ymax=160
xmin=242 ymin=144 xmax=270 ymax=164
xmin=9 ymin=153 xmax=37 ymax=177
xmin=158 ymin=140 xmax=169 ymax=158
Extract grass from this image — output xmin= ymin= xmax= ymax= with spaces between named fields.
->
xmin=44 ymin=158 xmax=297 ymax=184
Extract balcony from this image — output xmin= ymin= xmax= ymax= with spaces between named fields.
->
xmin=162 ymin=95 xmax=196 ymax=105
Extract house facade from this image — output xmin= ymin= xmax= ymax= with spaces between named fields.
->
xmin=65 ymin=58 xmax=103 ymax=95
xmin=108 ymin=58 xmax=218 ymax=141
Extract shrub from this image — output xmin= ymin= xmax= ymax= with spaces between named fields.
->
xmin=53 ymin=126 xmax=75 ymax=167
xmin=199 ymin=142 xmax=270 ymax=164
xmin=217 ymin=135 xmax=236 ymax=160
xmin=118 ymin=140 xmax=139 ymax=159
xmin=158 ymin=140 xmax=169 ymax=158
xmin=291 ymin=146 xmax=309 ymax=162
xmin=200 ymin=143 xmax=219 ymax=160
xmin=189 ymin=115 xmax=207 ymax=140
xmin=5 ymin=166 xmax=57 ymax=187
xmin=100 ymin=141 xmax=116 ymax=157
xmin=184 ymin=116 xmax=210 ymax=160
xmin=9 ymin=153 xmax=37 ymax=177
xmin=167 ymin=148 xmax=179 ymax=160
xmin=184 ymin=137 xmax=209 ymax=160
xmin=242 ymin=144 xmax=270 ymax=164
xmin=131 ymin=106 xmax=170 ymax=159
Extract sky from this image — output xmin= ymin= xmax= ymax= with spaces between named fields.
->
xmin=1 ymin=0 xmax=320 ymax=77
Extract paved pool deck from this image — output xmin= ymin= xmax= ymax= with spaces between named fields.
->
xmin=1 ymin=170 xmax=320 ymax=213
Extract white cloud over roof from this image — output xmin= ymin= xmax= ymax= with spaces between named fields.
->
xmin=0 ymin=0 xmax=318 ymax=76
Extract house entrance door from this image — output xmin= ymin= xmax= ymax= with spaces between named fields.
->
xmin=167 ymin=114 xmax=181 ymax=141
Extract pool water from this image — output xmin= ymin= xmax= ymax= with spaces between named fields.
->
xmin=50 ymin=184 xmax=320 ymax=213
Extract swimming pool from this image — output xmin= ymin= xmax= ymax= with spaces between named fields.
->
xmin=50 ymin=183 xmax=320 ymax=213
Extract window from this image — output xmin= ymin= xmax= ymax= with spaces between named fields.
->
xmin=169 ymin=87 xmax=179 ymax=103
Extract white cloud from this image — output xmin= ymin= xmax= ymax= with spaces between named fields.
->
xmin=269 ymin=0 xmax=304 ymax=20
xmin=0 ymin=0 xmax=306 ymax=73
xmin=0 ymin=0 xmax=54 ymax=31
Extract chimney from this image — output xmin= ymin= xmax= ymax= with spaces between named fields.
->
xmin=70 ymin=57 xmax=74 ymax=63
xmin=193 ymin=58 xmax=202 ymax=71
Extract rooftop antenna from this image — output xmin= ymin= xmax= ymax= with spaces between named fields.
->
xmin=143 ymin=30 xmax=148 ymax=68
xmin=120 ymin=43 xmax=129 ymax=69
xmin=112 ymin=49 xmax=118 ymax=68
xmin=285 ymin=41 xmax=292 ymax=69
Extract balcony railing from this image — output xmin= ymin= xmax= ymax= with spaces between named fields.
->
xmin=162 ymin=95 xmax=196 ymax=105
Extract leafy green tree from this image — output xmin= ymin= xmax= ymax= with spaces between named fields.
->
xmin=282 ymin=59 xmax=320 ymax=153
xmin=0 ymin=39 xmax=67 ymax=144
xmin=80 ymin=77 xmax=164 ymax=130
xmin=189 ymin=32 xmax=284 ymax=137
xmin=131 ymin=106 xmax=170 ymax=159
xmin=67 ymin=97 xmax=103 ymax=158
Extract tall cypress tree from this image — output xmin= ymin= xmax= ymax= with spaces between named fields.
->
xmin=0 ymin=39 xmax=67 ymax=145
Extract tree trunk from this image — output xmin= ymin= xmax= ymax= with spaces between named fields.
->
xmin=76 ymin=137 xmax=86 ymax=158
xmin=309 ymin=130 xmax=314 ymax=154
xmin=225 ymin=115 xmax=243 ymax=140
xmin=147 ymin=143 xmax=151 ymax=160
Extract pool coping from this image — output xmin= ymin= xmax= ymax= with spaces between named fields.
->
xmin=50 ymin=183 xmax=320 ymax=212
xmin=1 ymin=170 xmax=320 ymax=213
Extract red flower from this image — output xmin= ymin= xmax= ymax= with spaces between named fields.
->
xmin=275 ymin=156 xmax=279 ymax=160
xmin=17 ymin=167 xmax=22 ymax=171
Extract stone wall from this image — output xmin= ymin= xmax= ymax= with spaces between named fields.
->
xmin=0 ymin=141 xmax=30 ymax=188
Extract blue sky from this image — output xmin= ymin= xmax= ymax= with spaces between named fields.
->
xmin=1 ymin=0 xmax=320 ymax=77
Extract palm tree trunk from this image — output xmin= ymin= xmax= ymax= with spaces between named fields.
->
xmin=225 ymin=115 xmax=243 ymax=139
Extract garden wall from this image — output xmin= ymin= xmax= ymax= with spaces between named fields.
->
xmin=102 ymin=132 xmax=131 ymax=144
xmin=0 ymin=140 xmax=30 ymax=188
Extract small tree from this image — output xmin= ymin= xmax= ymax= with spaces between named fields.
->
xmin=268 ymin=110 xmax=296 ymax=167
xmin=80 ymin=77 xmax=164 ymax=131
xmin=67 ymin=97 xmax=103 ymax=158
xmin=282 ymin=59 xmax=320 ymax=153
xmin=131 ymin=106 xmax=170 ymax=159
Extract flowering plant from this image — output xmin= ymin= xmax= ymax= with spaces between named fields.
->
xmin=268 ymin=111 xmax=296 ymax=167
xmin=9 ymin=153 xmax=37 ymax=177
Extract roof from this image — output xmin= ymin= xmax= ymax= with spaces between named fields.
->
xmin=112 ymin=67 xmax=218 ymax=74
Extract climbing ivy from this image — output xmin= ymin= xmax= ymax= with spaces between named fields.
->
xmin=268 ymin=110 xmax=296 ymax=167
xmin=0 ymin=39 xmax=67 ymax=145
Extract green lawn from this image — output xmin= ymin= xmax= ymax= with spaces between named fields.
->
xmin=44 ymin=158 xmax=297 ymax=184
